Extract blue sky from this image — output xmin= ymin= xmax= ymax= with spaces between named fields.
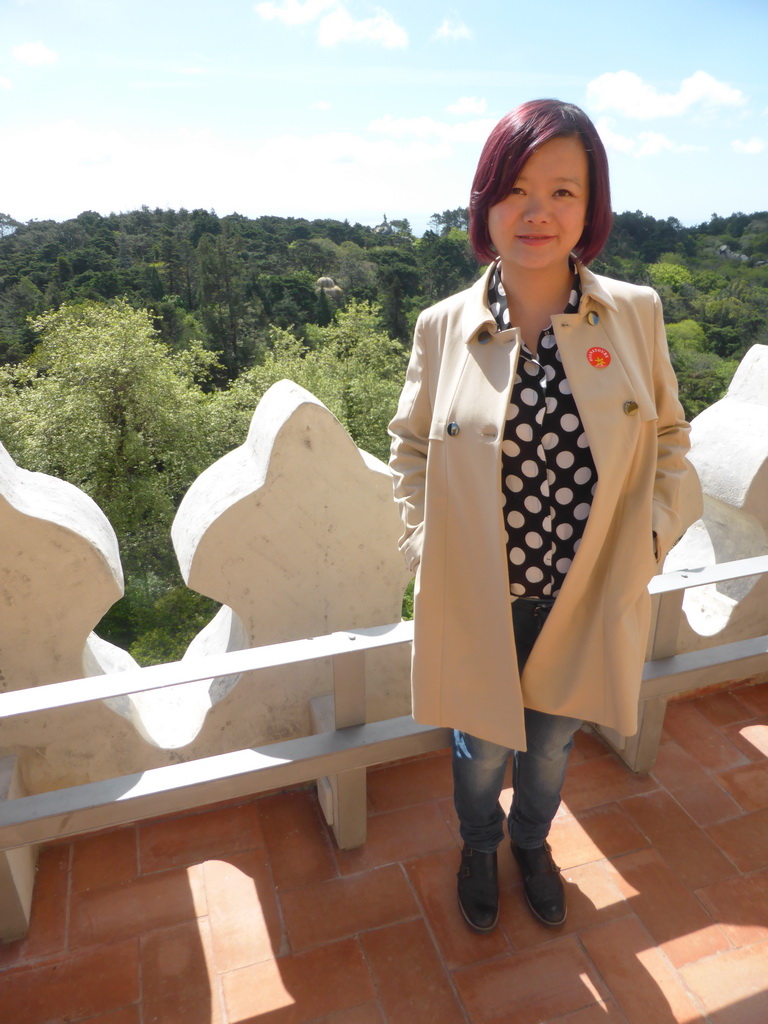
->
xmin=1 ymin=0 xmax=767 ymax=233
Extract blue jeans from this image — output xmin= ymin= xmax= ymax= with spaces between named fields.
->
xmin=452 ymin=598 xmax=582 ymax=852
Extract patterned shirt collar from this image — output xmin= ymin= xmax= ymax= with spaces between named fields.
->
xmin=488 ymin=261 xmax=581 ymax=337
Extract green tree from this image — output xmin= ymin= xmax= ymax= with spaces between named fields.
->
xmin=665 ymin=318 xmax=736 ymax=418
xmin=647 ymin=262 xmax=693 ymax=292
xmin=671 ymin=348 xmax=737 ymax=419
xmin=211 ymin=300 xmax=405 ymax=462
xmin=197 ymin=231 xmax=249 ymax=373
xmin=335 ymin=241 xmax=377 ymax=299
xmin=0 ymin=275 xmax=45 ymax=362
xmin=701 ymin=295 xmax=755 ymax=358
xmin=428 ymin=208 xmax=470 ymax=235
xmin=289 ymin=236 xmax=341 ymax=277
xmin=369 ymin=247 xmax=420 ymax=342
xmin=189 ymin=208 xmax=221 ymax=246
xmin=0 ymin=300 xmax=222 ymax=655
xmin=416 ymin=228 xmax=478 ymax=303
xmin=0 ymin=300 xmax=218 ymax=562
xmin=665 ymin=319 xmax=708 ymax=352
xmin=255 ymin=270 xmax=319 ymax=334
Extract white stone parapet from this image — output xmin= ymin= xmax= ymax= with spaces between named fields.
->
xmin=667 ymin=344 xmax=768 ymax=647
xmin=1 ymin=379 xmax=412 ymax=794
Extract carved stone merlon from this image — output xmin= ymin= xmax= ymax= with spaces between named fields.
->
xmin=0 ymin=444 xmax=155 ymax=800
xmin=0 ymin=442 xmax=123 ymax=694
xmin=171 ymin=379 xmax=412 ymax=749
xmin=687 ymin=345 xmax=768 ymax=517
xmin=667 ymin=344 xmax=768 ymax=645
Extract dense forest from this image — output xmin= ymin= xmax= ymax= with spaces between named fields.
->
xmin=1 ymin=205 xmax=767 ymax=660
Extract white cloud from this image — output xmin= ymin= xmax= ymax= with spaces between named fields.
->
xmin=433 ymin=18 xmax=472 ymax=41
xmin=446 ymin=96 xmax=486 ymax=116
xmin=0 ymin=76 xmax=12 ymax=89
xmin=731 ymin=137 xmax=766 ymax=154
xmin=596 ymin=117 xmax=635 ymax=154
xmin=370 ymin=114 xmax=449 ymax=138
xmin=369 ymin=113 xmax=495 ymax=143
xmin=12 ymin=41 xmax=58 ymax=66
xmin=255 ymin=0 xmax=336 ymax=24
xmin=638 ymin=133 xmax=705 ymax=156
xmin=317 ymin=8 xmax=407 ymax=47
xmin=597 ymin=117 xmax=706 ymax=157
xmin=587 ymin=70 xmax=746 ymax=119
xmin=311 ymin=99 xmax=331 ymax=110
xmin=255 ymin=0 xmax=407 ymax=47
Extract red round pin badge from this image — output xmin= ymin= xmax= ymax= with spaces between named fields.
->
xmin=587 ymin=347 xmax=611 ymax=368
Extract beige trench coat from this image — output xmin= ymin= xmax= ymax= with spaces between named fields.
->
xmin=388 ymin=260 xmax=699 ymax=749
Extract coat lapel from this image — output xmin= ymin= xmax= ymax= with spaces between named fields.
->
xmin=434 ymin=265 xmax=520 ymax=431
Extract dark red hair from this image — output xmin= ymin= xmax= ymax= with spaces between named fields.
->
xmin=469 ymin=99 xmax=612 ymax=265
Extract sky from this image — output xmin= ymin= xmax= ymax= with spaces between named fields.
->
xmin=1 ymin=0 xmax=767 ymax=234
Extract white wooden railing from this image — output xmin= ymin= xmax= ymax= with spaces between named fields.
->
xmin=1 ymin=555 xmax=767 ymax=939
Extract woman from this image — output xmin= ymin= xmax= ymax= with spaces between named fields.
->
xmin=388 ymin=99 xmax=697 ymax=933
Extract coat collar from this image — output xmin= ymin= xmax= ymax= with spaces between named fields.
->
xmin=461 ymin=258 xmax=618 ymax=345
xmin=576 ymin=260 xmax=619 ymax=314
xmin=460 ymin=263 xmax=499 ymax=344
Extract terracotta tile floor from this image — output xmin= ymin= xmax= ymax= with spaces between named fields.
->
xmin=2 ymin=684 xmax=768 ymax=1024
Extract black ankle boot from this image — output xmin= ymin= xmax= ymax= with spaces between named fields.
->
xmin=457 ymin=843 xmax=499 ymax=932
xmin=510 ymin=839 xmax=566 ymax=926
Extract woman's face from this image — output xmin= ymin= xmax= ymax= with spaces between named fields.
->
xmin=487 ymin=135 xmax=589 ymax=279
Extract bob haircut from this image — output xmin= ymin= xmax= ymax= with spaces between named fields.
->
xmin=469 ymin=99 xmax=612 ymax=266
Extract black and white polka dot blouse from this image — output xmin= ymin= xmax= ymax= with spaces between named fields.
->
xmin=488 ymin=263 xmax=598 ymax=599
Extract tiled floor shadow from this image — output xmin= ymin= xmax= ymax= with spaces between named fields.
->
xmin=546 ymin=696 xmax=768 ymax=1024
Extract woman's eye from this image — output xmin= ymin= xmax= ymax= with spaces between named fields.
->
xmin=554 ymin=189 xmax=574 ymax=197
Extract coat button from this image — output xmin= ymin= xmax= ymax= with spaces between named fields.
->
xmin=478 ymin=330 xmax=492 ymax=344
xmin=623 ymin=400 xmax=639 ymax=416
xmin=447 ymin=422 xmax=460 ymax=436
xmin=588 ymin=311 xmax=600 ymax=326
